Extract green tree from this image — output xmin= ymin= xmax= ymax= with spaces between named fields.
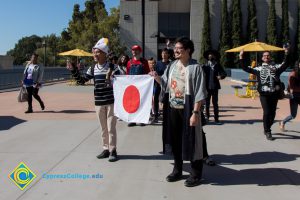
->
xmin=7 ymin=0 xmax=124 ymax=66
xmin=247 ymin=0 xmax=258 ymax=43
xmin=266 ymin=0 xmax=277 ymax=46
xmin=220 ymin=0 xmax=232 ymax=68
xmin=230 ymin=0 xmax=242 ymax=67
xmin=7 ymin=35 xmax=42 ymax=65
xmin=200 ymin=0 xmax=211 ymax=63
xmin=246 ymin=0 xmax=258 ymax=63
xmin=231 ymin=0 xmax=242 ymax=48
xmin=281 ymin=0 xmax=289 ymax=44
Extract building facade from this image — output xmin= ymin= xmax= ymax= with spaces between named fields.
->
xmin=120 ymin=0 xmax=298 ymax=61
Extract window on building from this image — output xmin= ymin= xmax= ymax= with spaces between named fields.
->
xmin=158 ymin=13 xmax=190 ymax=38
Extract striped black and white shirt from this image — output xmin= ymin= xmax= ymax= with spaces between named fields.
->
xmin=72 ymin=62 xmax=114 ymax=106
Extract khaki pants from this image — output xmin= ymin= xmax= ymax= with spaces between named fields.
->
xmin=95 ymin=104 xmax=117 ymax=151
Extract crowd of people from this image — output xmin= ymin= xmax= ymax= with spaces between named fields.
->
xmin=20 ymin=35 xmax=297 ymax=187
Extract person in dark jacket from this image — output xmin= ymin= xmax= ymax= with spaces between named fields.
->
xmin=150 ymin=37 xmax=207 ymax=187
xmin=239 ymin=47 xmax=290 ymax=140
xmin=202 ymin=50 xmax=227 ymax=124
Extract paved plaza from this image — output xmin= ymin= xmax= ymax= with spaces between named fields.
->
xmin=0 ymin=79 xmax=299 ymax=200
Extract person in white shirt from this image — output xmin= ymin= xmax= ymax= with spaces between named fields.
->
xmin=22 ymin=53 xmax=45 ymax=113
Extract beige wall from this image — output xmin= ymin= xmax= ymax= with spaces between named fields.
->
xmin=0 ymin=55 xmax=13 ymax=69
xmin=120 ymin=0 xmax=299 ymax=61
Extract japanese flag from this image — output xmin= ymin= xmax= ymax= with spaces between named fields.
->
xmin=113 ymin=75 xmax=154 ymax=124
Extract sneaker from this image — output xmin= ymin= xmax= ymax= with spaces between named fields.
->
xmin=128 ymin=123 xmax=136 ymax=127
xmin=138 ymin=123 xmax=146 ymax=126
xmin=203 ymin=157 xmax=216 ymax=166
xmin=25 ymin=109 xmax=33 ymax=114
xmin=108 ymin=150 xmax=118 ymax=162
xmin=96 ymin=150 xmax=109 ymax=159
xmin=166 ymin=172 xmax=182 ymax=182
xmin=279 ymin=122 xmax=285 ymax=132
xmin=184 ymin=176 xmax=202 ymax=187
xmin=265 ymin=132 xmax=274 ymax=141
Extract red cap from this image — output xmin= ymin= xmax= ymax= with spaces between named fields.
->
xmin=131 ymin=45 xmax=142 ymax=52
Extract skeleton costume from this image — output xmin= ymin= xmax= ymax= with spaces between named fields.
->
xmin=240 ymin=53 xmax=291 ymax=138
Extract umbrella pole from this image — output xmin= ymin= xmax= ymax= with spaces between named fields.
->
xmin=256 ymin=52 xmax=258 ymax=67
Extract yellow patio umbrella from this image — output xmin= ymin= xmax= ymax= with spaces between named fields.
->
xmin=226 ymin=41 xmax=285 ymax=67
xmin=58 ymin=48 xmax=93 ymax=57
xmin=226 ymin=41 xmax=284 ymax=52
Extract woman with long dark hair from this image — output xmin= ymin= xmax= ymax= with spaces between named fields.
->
xmin=279 ymin=61 xmax=300 ymax=131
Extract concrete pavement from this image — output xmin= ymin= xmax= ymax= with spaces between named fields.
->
xmin=0 ymin=79 xmax=299 ymax=200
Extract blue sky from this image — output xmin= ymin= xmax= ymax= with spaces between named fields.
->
xmin=0 ymin=0 xmax=119 ymax=55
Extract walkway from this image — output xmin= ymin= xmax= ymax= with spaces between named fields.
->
xmin=0 ymin=79 xmax=299 ymax=200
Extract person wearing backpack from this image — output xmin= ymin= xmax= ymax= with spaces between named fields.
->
xmin=22 ymin=53 xmax=45 ymax=113
xmin=66 ymin=38 xmax=118 ymax=162
xmin=239 ymin=47 xmax=290 ymax=141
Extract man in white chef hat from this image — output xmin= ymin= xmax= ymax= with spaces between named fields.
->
xmin=67 ymin=38 xmax=118 ymax=162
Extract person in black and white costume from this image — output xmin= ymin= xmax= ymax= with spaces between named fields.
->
xmin=239 ymin=47 xmax=290 ymax=140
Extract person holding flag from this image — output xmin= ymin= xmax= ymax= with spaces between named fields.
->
xmin=66 ymin=38 xmax=118 ymax=162
xmin=126 ymin=45 xmax=150 ymax=126
xmin=150 ymin=37 xmax=207 ymax=187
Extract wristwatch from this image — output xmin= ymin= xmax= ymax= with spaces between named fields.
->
xmin=192 ymin=110 xmax=199 ymax=115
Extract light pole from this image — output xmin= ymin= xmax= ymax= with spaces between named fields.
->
xmin=42 ymin=40 xmax=46 ymax=66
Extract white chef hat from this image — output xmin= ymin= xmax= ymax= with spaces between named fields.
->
xmin=92 ymin=38 xmax=109 ymax=54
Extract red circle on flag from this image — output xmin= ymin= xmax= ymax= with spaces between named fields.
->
xmin=123 ymin=85 xmax=140 ymax=113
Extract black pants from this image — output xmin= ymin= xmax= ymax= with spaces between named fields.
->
xmin=26 ymin=86 xmax=44 ymax=110
xmin=259 ymin=94 xmax=278 ymax=133
xmin=170 ymin=107 xmax=203 ymax=178
xmin=153 ymin=85 xmax=161 ymax=118
xmin=206 ymin=89 xmax=219 ymax=121
xmin=202 ymin=130 xmax=208 ymax=158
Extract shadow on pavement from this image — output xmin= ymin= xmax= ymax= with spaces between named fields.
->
xmin=119 ymin=154 xmax=172 ymax=160
xmin=220 ymin=106 xmax=261 ymax=109
xmin=35 ymin=110 xmax=95 ymax=114
xmin=0 ymin=116 xmax=26 ymax=131
xmin=180 ymin=151 xmax=300 ymax=186
xmin=203 ymin=166 xmax=300 ymax=186
xmin=218 ymin=119 xmax=263 ymax=124
xmin=211 ymin=152 xmax=300 ymax=165
xmin=272 ymin=133 xmax=300 ymax=140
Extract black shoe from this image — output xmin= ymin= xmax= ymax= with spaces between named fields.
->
xmin=203 ymin=157 xmax=216 ymax=166
xmin=41 ymin=102 xmax=45 ymax=110
xmin=166 ymin=172 xmax=182 ymax=182
xmin=25 ymin=109 xmax=33 ymax=114
xmin=96 ymin=150 xmax=109 ymax=159
xmin=108 ymin=150 xmax=118 ymax=162
xmin=184 ymin=176 xmax=202 ymax=187
xmin=139 ymin=123 xmax=146 ymax=126
xmin=265 ymin=132 xmax=274 ymax=141
xmin=150 ymin=118 xmax=158 ymax=124
xmin=128 ymin=123 xmax=136 ymax=127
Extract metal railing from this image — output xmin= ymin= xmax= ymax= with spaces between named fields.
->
xmin=0 ymin=67 xmax=71 ymax=90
